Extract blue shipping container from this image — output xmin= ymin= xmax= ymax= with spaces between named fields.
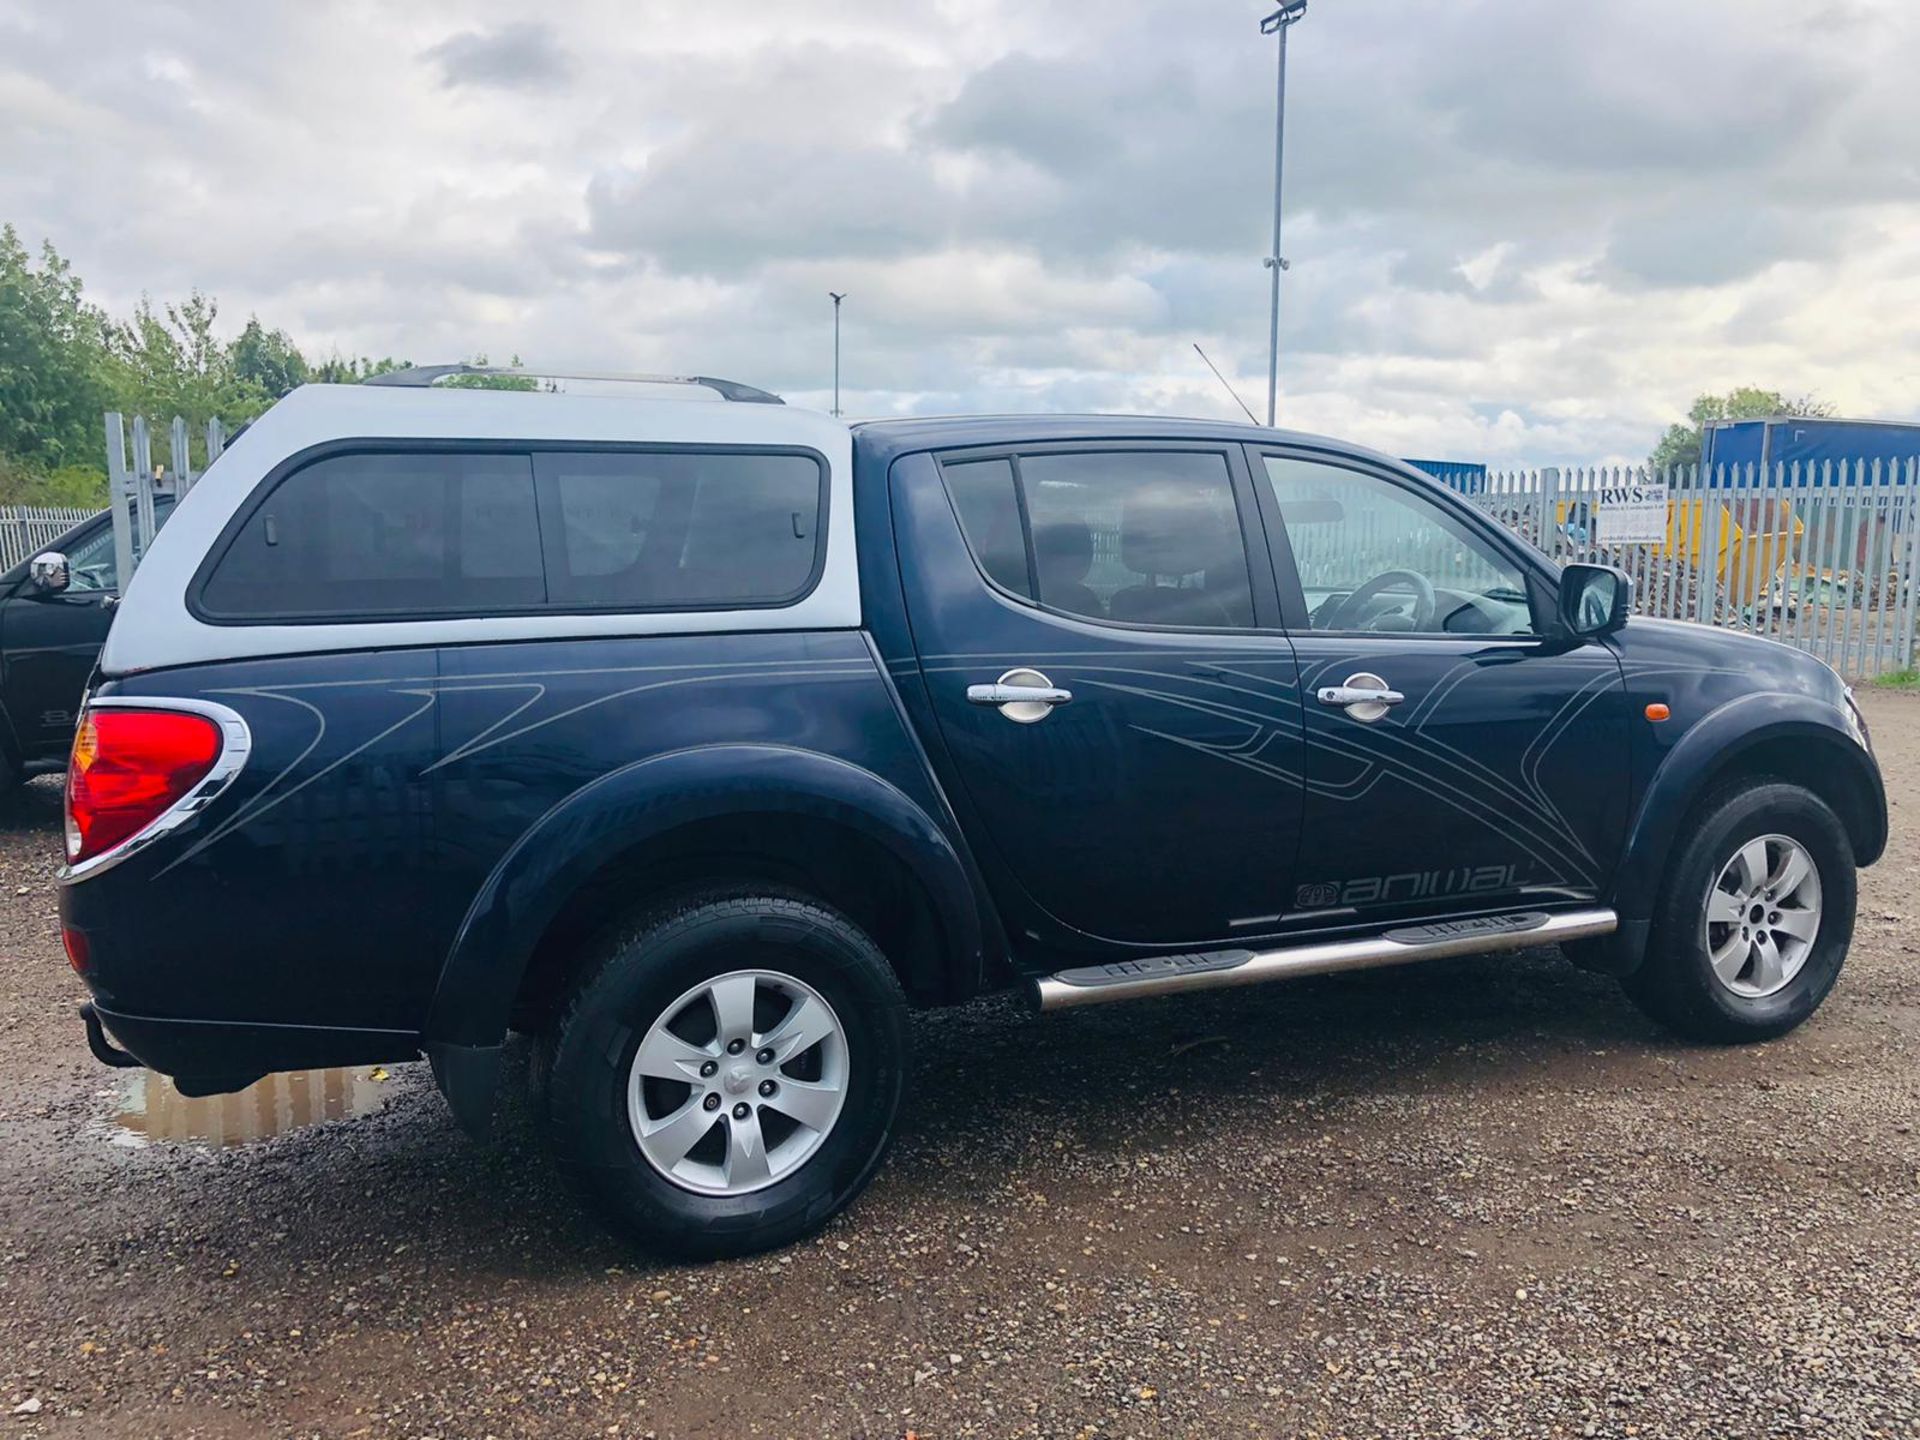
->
xmin=1700 ymin=418 xmax=1920 ymax=480
xmin=1404 ymin=459 xmax=1488 ymax=493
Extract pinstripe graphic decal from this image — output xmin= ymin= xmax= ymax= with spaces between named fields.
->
xmin=149 ymin=654 xmax=881 ymax=867
xmin=1047 ymin=656 xmax=1603 ymax=888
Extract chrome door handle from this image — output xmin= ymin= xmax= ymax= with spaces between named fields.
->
xmin=1317 ymin=671 xmax=1403 ymax=723
xmin=968 ymin=668 xmax=1071 ymax=723
xmin=1316 ymin=684 xmax=1404 ymax=707
xmin=967 ymin=683 xmax=1073 ymax=706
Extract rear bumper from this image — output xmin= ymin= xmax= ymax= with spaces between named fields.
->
xmin=83 ymin=1000 xmax=420 ymax=1095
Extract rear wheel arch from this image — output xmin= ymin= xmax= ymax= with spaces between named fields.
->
xmin=424 ymin=744 xmax=991 ymax=1052
xmin=509 ymin=808 xmax=973 ymax=1031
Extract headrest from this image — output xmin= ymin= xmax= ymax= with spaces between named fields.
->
xmin=1120 ymin=488 xmax=1236 ymax=577
xmin=1033 ymin=520 xmax=1094 ymax=583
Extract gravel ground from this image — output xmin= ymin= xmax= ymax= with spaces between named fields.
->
xmin=1 ymin=689 xmax=1916 ymax=1439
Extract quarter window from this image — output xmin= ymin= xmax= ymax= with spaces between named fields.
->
xmin=941 ymin=450 xmax=1255 ymax=629
xmin=199 ymin=452 xmax=543 ymax=619
xmin=942 ymin=459 xmax=1031 ymax=599
xmin=1261 ymin=456 xmax=1535 ymax=636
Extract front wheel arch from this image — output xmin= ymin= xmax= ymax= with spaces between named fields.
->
xmin=1613 ymin=702 xmax=1883 ymax=927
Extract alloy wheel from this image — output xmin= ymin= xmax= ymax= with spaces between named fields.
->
xmin=1702 ymin=833 xmax=1823 ymax=1000
xmin=626 ymin=969 xmax=849 ymax=1196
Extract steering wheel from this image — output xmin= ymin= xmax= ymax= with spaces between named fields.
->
xmin=1325 ymin=569 xmax=1436 ymax=632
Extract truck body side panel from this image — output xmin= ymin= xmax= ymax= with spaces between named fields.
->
xmin=62 ymin=630 xmax=962 ymax=1070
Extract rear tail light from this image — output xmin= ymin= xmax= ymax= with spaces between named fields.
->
xmin=65 ymin=707 xmax=225 ymax=865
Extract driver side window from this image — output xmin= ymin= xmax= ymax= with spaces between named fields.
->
xmin=1262 ymin=456 xmax=1537 ymax=636
xmin=62 ymin=521 xmax=120 ymax=593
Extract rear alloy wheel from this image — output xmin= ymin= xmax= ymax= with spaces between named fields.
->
xmin=628 ymin=969 xmax=850 ymax=1196
xmin=1623 ymin=781 xmax=1855 ymax=1044
xmin=545 ymin=895 xmax=907 ymax=1258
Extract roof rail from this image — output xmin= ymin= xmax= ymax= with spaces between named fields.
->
xmin=361 ymin=364 xmax=785 ymax=405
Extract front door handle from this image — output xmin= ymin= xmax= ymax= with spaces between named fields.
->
xmin=968 ymin=668 xmax=1072 ymax=724
xmin=1317 ymin=671 xmax=1403 ymax=722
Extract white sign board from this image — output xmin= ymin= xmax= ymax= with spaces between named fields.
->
xmin=1599 ymin=479 xmax=1667 ymax=545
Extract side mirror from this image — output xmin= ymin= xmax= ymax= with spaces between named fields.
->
xmin=28 ymin=552 xmax=70 ymax=595
xmin=1558 ymin=562 xmax=1630 ymax=638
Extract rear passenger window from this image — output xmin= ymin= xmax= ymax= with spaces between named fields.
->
xmin=939 ymin=449 xmax=1255 ymax=629
xmin=535 ymin=451 xmax=824 ymax=609
xmin=198 ymin=452 xmax=543 ymax=619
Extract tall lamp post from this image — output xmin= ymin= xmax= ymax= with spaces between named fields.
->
xmin=1260 ymin=1 xmax=1306 ymax=428
xmin=829 ymin=291 xmax=847 ymax=417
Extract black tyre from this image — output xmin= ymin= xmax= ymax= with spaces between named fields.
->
xmin=544 ymin=894 xmax=909 ymax=1258
xmin=1622 ymin=780 xmax=1855 ymax=1043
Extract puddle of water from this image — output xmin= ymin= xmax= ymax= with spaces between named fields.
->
xmin=110 ymin=1066 xmax=392 ymax=1148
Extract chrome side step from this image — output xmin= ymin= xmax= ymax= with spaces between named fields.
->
xmin=1031 ymin=908 xmax=1617 ymax=1012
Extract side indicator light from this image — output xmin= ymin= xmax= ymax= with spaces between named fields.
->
xmin=1645 ymin=703 xmax=1671 ymax=722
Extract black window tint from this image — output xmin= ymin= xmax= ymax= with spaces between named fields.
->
xmin=1016 ymin=452 xmax=1253 ymax=628
xmin=200 ymin=452 xmax=542 ymax=618
xmin=536 ymin=451 xmax=822 ymax=608
xmin=940 ymin=458 xmax=1032 ymax=598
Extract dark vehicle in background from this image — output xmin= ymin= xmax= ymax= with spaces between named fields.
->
xmin=0 ymin=499 xmax=172 ymax=785
xmin=58 ymin=374 xmax=1886 ymax=1257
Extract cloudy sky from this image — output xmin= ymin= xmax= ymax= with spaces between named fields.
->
xmin=3 ymin=0 xmax=1917 ymax=465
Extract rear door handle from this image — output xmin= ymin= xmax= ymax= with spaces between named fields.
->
xmin=967 ymin=683 xmax=1073 ymax=706
xmin=1316 ymin=684 xmax=1404 ymax=707
xmin=967 ymin=668 xmax=1072 ymax=723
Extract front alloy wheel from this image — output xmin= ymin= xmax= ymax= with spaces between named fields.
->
xmin=1702 ymin=834 xmax=1823 ymax=999
xmin=1623 ymin=780 xmax=1855 ymax=1044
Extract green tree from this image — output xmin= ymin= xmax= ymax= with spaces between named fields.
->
xmin=309 ymin=353 xmax=413 ymax=384
xmin=112 ymin=292 xmax=258 ymax=431
xmin=0 ymin=226 xmax=117 ymax=476
xmin=0 ymin=454 xmax=107 ymax=506
xmin=228 ymin=316 xmax=308 ymax=401
xmin=109 ymin=293 xmax=296 ymax=472
xmin=1 ymin=220 xmax=542 ymax=488
xmin=1649 ymin=387 xmax=1836 ymax=473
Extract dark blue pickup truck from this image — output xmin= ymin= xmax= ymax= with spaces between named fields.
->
xmin=59 ymin=372 xmax=1885 ymax=1255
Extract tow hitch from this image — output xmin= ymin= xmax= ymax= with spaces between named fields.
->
xmin=79 ymin=1002 xmax=142 ymax=1069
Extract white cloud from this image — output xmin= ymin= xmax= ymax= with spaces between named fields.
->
xmin=1 ymin=0 xmax=1916 ymax=465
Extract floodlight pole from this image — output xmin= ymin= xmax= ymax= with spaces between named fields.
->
xmin=1260 ymin=2 xmax=1306 ymax=428
xmin=829 ymin=292 xmax=847 ymax=417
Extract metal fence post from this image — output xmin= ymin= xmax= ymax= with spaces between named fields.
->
xmin=171 ymin=415 xmax=193 ymax=494
xmin=130 ymin=416 xmax=158 ymax=570
xmin=1697 ymin=469 xmax=1724 ymax=625
xmin=1899 ymin=457 xmax=1920 ymax=672
xmin=1539 ymin=464 xmax=1560 ymax=563
xmin=104 ymin=413 xmax=135 ymax=592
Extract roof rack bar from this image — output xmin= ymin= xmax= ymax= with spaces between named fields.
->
xmin=362 ymin=364 xmax=784 ymax=405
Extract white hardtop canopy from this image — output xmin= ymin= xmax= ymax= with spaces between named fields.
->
xmin=103 ymin=383 xmax=859 ymax=675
